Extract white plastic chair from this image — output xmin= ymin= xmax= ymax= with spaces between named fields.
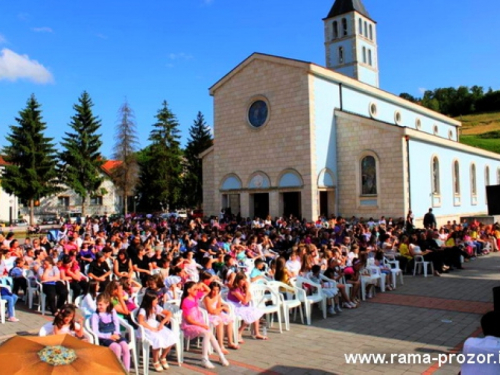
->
xmin=74 ymin=295 xmax=83 ymax=308
xmin=384 ymin=257 xmax=404 ymax=288
xmin=292 ymin=277 xmax=326 ymax=325
xmin=36 ymin=281 xmax=47 ymax=315
xmin=24 ymin=269 xmax=39 ymax=309
xmin=0 ymin=299 xmax=6 ymax=324
xmin=413 ymin=255 xmax=434 ymax=277
xmin=250 ymin=283 xmax=283 ymax=333
xmin=267 ymin=281 xmax=305 ymax=330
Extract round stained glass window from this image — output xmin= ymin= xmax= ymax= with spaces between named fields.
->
xmin=248 ymin=100 xmax=268 ymax=128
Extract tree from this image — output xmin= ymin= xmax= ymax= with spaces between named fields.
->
xmin=2 ymin=95 xmax=60 ymax=224
xmin=111 ymin=100 xmax=140 ymax=215
xmin=183 ymin=111 xmax=213 ymax=208
xmin=59 ymin=91 xmax=104 ymax=216
xmin=137 ymin=101 xmax=183 ymax=212
xmin=399 ymin=93 xmax=417 ymax=103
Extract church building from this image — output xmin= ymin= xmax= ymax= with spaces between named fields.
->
xmin=200 ymin=0 xmax=500 ymax=226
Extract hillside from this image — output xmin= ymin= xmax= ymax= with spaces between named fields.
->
xmin=457 ymin=112 xmax=500 ymax=154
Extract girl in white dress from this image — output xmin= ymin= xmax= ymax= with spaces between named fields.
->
xmin=137 ymin=292 xmax=177 ymax=371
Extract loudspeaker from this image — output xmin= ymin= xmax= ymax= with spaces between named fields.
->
xmin=486 ymin=185 xmax=500 ymax=215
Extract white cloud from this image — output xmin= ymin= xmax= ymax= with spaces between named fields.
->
xmin=168 ymin=52 xmax=193 ymax=60
xmin=0 ymin=48 xmax=53 ymax=84
xmin=32 ymin=27 xmax=53 ymax=33
xmin=96 ymin=33 xmax=108 ymax=40
xmin=0 ymin=34 xmax=6 ymax=44
xmin=418 ymin=87 xmax=427 ymax=95
xmin=18 ymin=13 xmax=30 ymax=22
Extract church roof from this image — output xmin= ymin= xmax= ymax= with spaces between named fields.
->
xmin=325 ymin=0 xmax=371 ymax=19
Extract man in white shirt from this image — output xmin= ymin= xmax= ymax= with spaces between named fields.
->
xmin=462 ymin=311 xmax=500 ymax=375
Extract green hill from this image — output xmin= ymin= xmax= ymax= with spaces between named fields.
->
xmin=457 ymin=112 xmax=500 ymax=154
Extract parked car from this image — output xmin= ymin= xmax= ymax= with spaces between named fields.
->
xmin=12 ymin=219 xmax=29 ymax=226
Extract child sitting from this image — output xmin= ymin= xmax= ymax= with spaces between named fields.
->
xmin=308 ymin=265 xmax=339 ymax=315
xmin=91 ymin=294 xmax=130 ymax=372
xmin=52 ymin=304 xmax=84 ymax=338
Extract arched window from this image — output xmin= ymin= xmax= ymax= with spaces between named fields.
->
xmin=342 ymin=18 xmax=348 ymax=36
xmin=369 ymin=24 xmax=373 ymax=40
xmin=362 ymin=47 xmax=367 ymax=63
xmin=485 ymin=166 xmax=490 ymax=186
xmin=361 ymin=156 xmax=377 ymax=195
xmin=453 ymin=160 xmax=460 ymax=195
xmin=368 ymin=49 xmax=372 ymax=66
xmin=358 ymin=18 xmax=363 ymax=34
xmin=364 ymin=21 xmax=368 ymax=37
xmin=338 ymin=47 xmax=344 ymax=64
xmin=332 ymin=21 xmax=338 ymax=39
xmin=471 ymin=163 xmax=477 ymax=195
xmin=432 ymin=156 xmax=440 ymax=195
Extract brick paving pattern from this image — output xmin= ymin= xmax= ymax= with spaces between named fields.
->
xmin=0 ymin=253 xmax=498 ymax=374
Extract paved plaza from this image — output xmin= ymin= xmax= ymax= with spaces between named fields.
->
xmin=1 ymin=253 xmax=498 ymax=375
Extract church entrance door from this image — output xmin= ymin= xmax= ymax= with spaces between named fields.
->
xmin=251 ymin=193 xmax=269 ymax=219
xmin=282 ymin=192 xmax=301 ymax=218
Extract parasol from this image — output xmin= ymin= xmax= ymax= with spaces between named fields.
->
xmin=0 ymin=334 xmax=127 ymax=374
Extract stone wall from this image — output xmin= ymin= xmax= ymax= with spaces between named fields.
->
xmin=209 ymin=57 xmax=314 ymax=219
xmin=336 ymin=110 xmax=407 ymax=219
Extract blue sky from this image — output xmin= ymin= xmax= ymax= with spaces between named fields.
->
xmin=1 ymin=0 xmax=499 ymax=158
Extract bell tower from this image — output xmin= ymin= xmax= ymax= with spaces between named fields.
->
xmin=323 ymin=0 xmax=379 ymax=87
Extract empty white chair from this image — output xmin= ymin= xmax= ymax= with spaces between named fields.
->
xmin=413 ymin=255 xmax=434 ymax=277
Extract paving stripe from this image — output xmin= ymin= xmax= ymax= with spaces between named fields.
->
xmin=368 ymin=294 xmax=493 ymax=314
xmin=422 ymin=326 xmax=483 ymax=375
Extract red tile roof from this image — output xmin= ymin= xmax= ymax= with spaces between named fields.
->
xmin=101 ymin=160 xmax=122 ymax=176
xmin=0 ymin=155 xmax=9 ymax=166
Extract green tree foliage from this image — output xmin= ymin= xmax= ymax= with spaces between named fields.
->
xmin=59 ymin=91 xmax=104 ymax=216
xmin=2 ymin=95 xmax=60 ymax=224
xmin=137 ymin=101 xmax=183 ymax=212
xmin=183 ymin=111 xmax=213 ymax=208
xmin=112 ymin=100 xmax=140 ymax=216
xmin=400 ymin=86 xmax=500 ymax=117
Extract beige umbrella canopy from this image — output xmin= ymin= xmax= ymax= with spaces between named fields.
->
xmin=0 ymin=334 xmax=127 ymax=374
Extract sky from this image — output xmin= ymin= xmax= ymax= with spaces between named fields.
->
xmin=1 ymin=0 xmax=499 ymax=158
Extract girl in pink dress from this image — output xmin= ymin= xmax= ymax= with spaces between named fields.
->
xmin=204 ymin=282 xmax=238 ymax=353
xmin=180 ymin=282 xmax=229 ymax=369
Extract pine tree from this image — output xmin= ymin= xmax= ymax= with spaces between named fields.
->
xmin=59 ymin=91 xmax=104 ymax=216
xmin=2 ymin=95 xmax=60 ymax=224
xmin=183 ymin=111 xmax=213 ymax=208
xmin=112 ymin=100 xmax=140 ymax=216
xmin=137 ymin=101 xmax=183 ymax=212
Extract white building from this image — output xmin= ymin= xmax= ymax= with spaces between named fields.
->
xmin=201 ymin=0 xmax=500 ymax=227
xmin=0 ymin=156 xmax=19 ymax=224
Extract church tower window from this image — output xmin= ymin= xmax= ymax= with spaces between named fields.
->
xmin=338 ymin=47 xmax=344 ymax=64
xmin=361 ymin=156 xmax=377 ymax=195
xmin=342 ymin=18 xmax=348 ymax=36
xmin=432 ymin=156 xmax=440 ymax=195
xmin=358 ymin=18 xmax=363 ymax=34
xmin=364 ymin=21 xmax=368 ymax=37
xmin=333 ymin=21 xmax=338 ymax=39
xmin=368 ymin=49 xmax=372 ymax=66
xmin=362 ymin=47 xmax=367 ymax=63
xmin=369 ymin=24 xmax=373 ymax=40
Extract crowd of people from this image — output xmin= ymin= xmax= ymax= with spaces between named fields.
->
xmin=0 ymin=209 xmax=499 ymax=371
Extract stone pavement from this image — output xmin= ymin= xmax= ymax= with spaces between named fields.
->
xmin=1 ymin=253 xmax=498 ymax=374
